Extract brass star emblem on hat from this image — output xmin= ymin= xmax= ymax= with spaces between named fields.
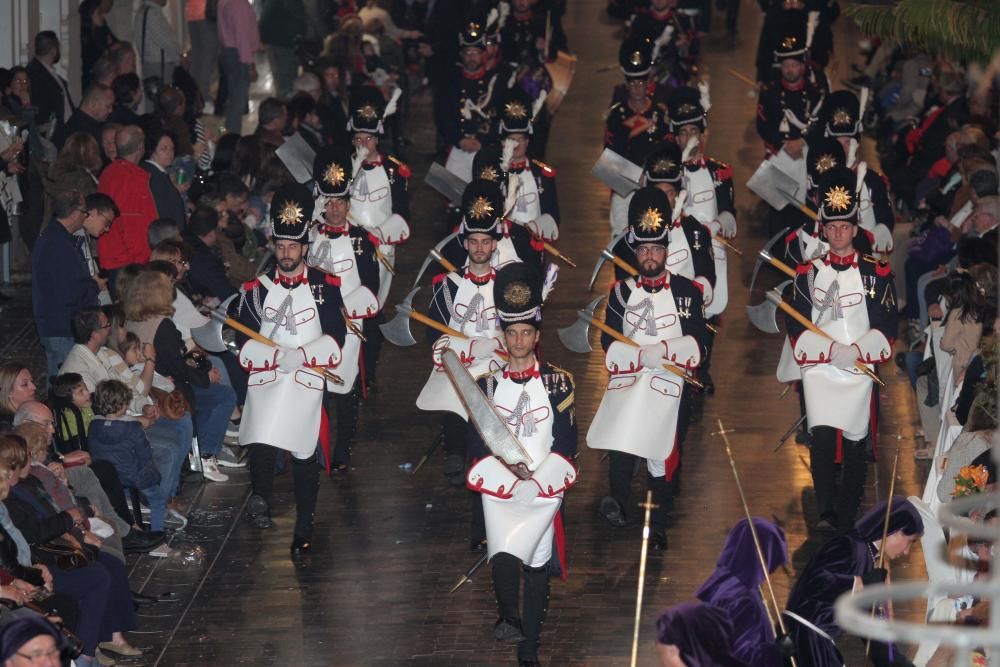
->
xmin=677 ymin=103 xmax=697 ymax=116
xmin=504 ymin=282 xmax=531 ymax=307
xmin=279 ymin=200 xmax=304 ymax=225
xmin=504 ymin=100 xmax=528 ymax=120
xmin=638 ymin=207 xmax=663 ymax=232
xmin=652 ymin=158 xmax=676 ymax=174
xmin=630 ymin=50 xmax=643 ymax=66
xmin=824 ymin=185 xmax=852 ymax=213
xmin=468 ymin=195 xmax=494 ymax=220
xmin=815 ymin=153 xmax=837 ymax=174
xmin=479 ymin=165 xmax=500 ymax=182
xmin=781 ymin=36 xmax=798 ymax=50
xmin=323 ymin=163 xmax=346 ymax=188
xmin=831 ymin=108 xmax=852 ymax=125
xmin=357 ymin=104 xmax=379 ymax=122
xmin=467 ymin=22 xmax=481 ymax=37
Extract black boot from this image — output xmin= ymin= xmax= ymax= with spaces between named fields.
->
xmin=492 ymin=553 xmax=527 ymax=643
xmin=518 ymin=564 xmax=550 ymax=663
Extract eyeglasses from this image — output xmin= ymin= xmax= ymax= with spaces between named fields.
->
xmin=635 ymin=245 xmax=666 ymax=256
xmin=15 ymin=646 xmax=61 ymax=663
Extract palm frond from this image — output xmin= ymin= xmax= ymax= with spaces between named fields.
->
xmin=846 ymin=0 xmax=1000 ymax=64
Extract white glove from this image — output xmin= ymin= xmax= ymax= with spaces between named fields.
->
xmin=873 ymin=223 xmax=893 ymax=253
xmin=829 ymin=342 xmax=858 ymax=370
xmin=274 ymin=346 xmax=299 ymax=374
xmin=470 ymin=337 xmax=499 ymax=360
xmin=715 ymin=211 xmax=737 ymax=239
xmin=638 ymin=343 xmax=665 ymax=369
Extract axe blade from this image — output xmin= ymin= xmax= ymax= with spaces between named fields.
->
xmin=412 ymin=232 xmax=460 ymax=287
xmin=744 ymin=280 xmax=791 ymax=334
xmin=557 ymin=296 xmax=605 ymax=354
xmin=588 ymin=232 xmax=628 ymax=291
xmin=191 ymin=295 xmax=239 ymax=353
xmin=379 ymin=287 xmax=421 ymax=347
xmin=749 ymin=227 xmax=790 ymax=293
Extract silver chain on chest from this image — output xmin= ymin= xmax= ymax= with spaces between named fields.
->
xmin=808 ymin=267 xmax=843 ymax=325
xmin=256 ymin=287 xmax=298 ymax=338
xmin=506 ymin=387 xmax=536 ymax=438
xmin=624 ymin=297 xmax=657 ymax=338
xmin=444 ymin=285 xmax=490 ymax=333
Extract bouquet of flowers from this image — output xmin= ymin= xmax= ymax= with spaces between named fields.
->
xmin=951 ymin=464 xmax=989 ymax=498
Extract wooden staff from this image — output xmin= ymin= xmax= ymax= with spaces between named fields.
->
xmin=728 ymin=69 xmax=758 ymax=88
xmin=588 ymin=317 xmax=704 ymax=390
xmin=715 ymin=235 xmax=744 ymax=256
xmin=223 ymin=316 xmax=344 ymax=385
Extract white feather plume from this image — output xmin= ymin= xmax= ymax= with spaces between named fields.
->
xmin=507 ymin=70 xmax=518 ymax=88
xmin=486 ymin=7 xmax=498 ymax=28
xmin=501 ymin=137 xmax=517 ymax=171
xmin=858 ymin=87 xmax=869 ymax=135
xmin=383 ymin=87 xmax=403 ymax=118
xmin=697 ymin=80 xmax=711 ymax=113
xmin=532 ymin=90 xmax=547 ymax=121
xmin=847 ymin=137 xmax=858 ymax=169
xmin=651 ymin=41 xmax=661 ymax=65
xmin=855 ymin=161 xmax=867 ymax=194
xmin=352 ymin=146 xmax=369 ymax=176
xmin=681 ymin=137 xmax=699 ymax=163
xmin=655 ymin=25 xmax=674 ymax=48
xmin=541 ymin=263 xmax=559 ymax=303
xmin=806 ymin=11 xmax=819 ymax=50
xmin=672 ymin=190 xmax=688 ymax=222
xmin=497 ymin=1 xmax=510 ymax=29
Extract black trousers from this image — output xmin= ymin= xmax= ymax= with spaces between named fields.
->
xmin=809 ymin=426 xmax=867 ymax=530
xmin=323 ymin=384 xmax=360 ymax=468
xmin=89 ymin=459 xmax=134 ymax=526
xmin=361 ymin=315 xmax=384 ymax=388
xmin=608 ymin=452 xmax=672 ymax=530
xmin=248 ymin=444 xmax=320 ymax=540
xmin=492 ymin=552 xmax=550 ymax=662
xmin=442 ymin=412 xmax=467 ymax=459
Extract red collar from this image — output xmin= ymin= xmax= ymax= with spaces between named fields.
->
xmin=650 ymin=7 xmax=673 ymax=19
xmin=514 ymin=10 xmax=533 ymax=21
xmin=462 ymin=66 xmax=487 ymax=81
xmin=275 ymin=269 xmax=309 ymax=287
xmin=465 ymin=269 xmax=495 ymax=285
xmin=781 ymin=77 xmax=806 ymax=92
xmin=503 ymin=361 xmax=540 ymax=380
xmin=319 ymin=223 xmax=351 ymax=236
xmin=362 ymin=156 xmax=383 ymax=168
xmin=825 ymin=251 xmax=858 ymax=267
xmin=638 ymin=274 xmax=669 ymax=290
xmin=509 ymin=159 xmax=529 ymax=171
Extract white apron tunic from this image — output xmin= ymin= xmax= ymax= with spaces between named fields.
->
xmin=308 ymin=230 xmax=379 ymax=319
xmin=776 ymin=232 xmax=829 ymax=383
xmin=587 ymin=280 xmax=701 ymax=462
xmin=238 ymin=276 xmax=342 ymax=457
xmin=795 ymin=261 xmax=876 ymax=436
xmin=416 ymin=274 xmax=504 ymax=417
xmin=349 ymin=165 xmax=409 ymax=307
xmin=682 ymin=166 xmax=728 ymax=316
xmin=466 ymin=373 xmax=576 ymax=567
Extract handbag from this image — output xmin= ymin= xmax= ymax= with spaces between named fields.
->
xmin=149 ymin=386 xmax=191 ymax=420
xmin=35 ymin=542 xmax=89 ymax=571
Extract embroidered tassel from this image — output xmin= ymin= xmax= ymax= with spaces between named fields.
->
xmin=523 ymin=410 xmax=536 ymax=437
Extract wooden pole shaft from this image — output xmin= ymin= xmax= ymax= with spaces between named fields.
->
xmin=587 ymin=317 xmax=704 ymax=389
xmin=223 ymin=317 xmax=344 ymax=385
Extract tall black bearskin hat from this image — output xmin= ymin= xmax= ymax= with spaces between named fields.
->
xmin=772 ymin=9 xmax=809 ymax=63
xmin=312 ymin=145 xmax=352 ymax=197
xmin=816 ymin=166 xmax=859 ymax=223
xmin=668 ymin=86 xmax=708 ymax=132
xmin=347 ymin=86 xmax=387 ymax=135
xmin=472 ymin=142 xmax=506 ymax=185
xmin=459 ymin=17 xmax=487 ymax=49
xmin=497 ymin=87 xmax=540 ymax=135
xmin=494 ymin=262 xmax=543 ymax=330
xmin=270 ymin=182 xmax=316 ymax=242
xmin=644 ymin=142 xmax=683 ymax=185
xmin=806 ymin=137 xmax=846 ymax=190
xmin=459 ymin=178 xmax=505 ymax=239
xmin=823 ymin=89 xmax=862 ymax=138
xmin=619 ymin=34 xmax=655 ymax=80
xmin=627 ymin=186 xmax=671 ymax=247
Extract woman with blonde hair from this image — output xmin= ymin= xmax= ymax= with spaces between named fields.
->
xmin=123 ymin=269 xmax=236 ymax=482
xmin=0 ymin=364 xmax=36 ymax=431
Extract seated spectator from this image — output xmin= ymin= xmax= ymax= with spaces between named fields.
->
xmin=98 ymin=122 xmax=120 ymax=163
xmin=108 ymin=73 xmax=143 ymax=126
xmin=183 ymin=207 xmax=236 ymax=300
xmin=54 ymin=83 xmax=113 ymax=150
xmin=49 ymin=373 xmax=94 ymax=453
xmin=42 ymin=133 xmax=102 ymax=225
xmin=254 ymin=97 xmax=288 ymax=148
xmin=155 ymin=86 xmax=194 ymax=157
xmin=142 ymin=129 xmax=187 ymax=228
xmin=32 ymin=190 xmax=111 ymax=378
xmin=88 ymin=55 xmax=117 ymax=88
xmin=0 ymin=366 xmax=37 ymax=433
xmin=147 ymin=217 xmax=181 ymax=247
xmin=88 ymin=380 xmax=172 ymax=537
xmin=0 ymin=434 xmax=140 ymax=667
xmin=0 ymin=616 xmax=73 ymax=667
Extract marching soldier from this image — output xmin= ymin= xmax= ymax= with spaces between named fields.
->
xmin=671 ymin=85 xmax=734 ymax=394
xmin=499 ymin=87 xmax=561 ymax=242
xmin=787 ymin=167 xmax=897 ymax=532
xmin=416 ymin=180 xmax=508 ymax=486
xmin=439 ymin=144 xmax=546 ymax=273
xmin=755 ymin=3 xmax=835 ymax=85
xmin=233 ymin=183 xmax=349 ymax=555
xmin=444 ymin=17 xmax=501 ymax=183
xmin=466 ymin=262 xmax=576 ymax=667
xmin=822 ymin=88 xmax=895 ymax=255
xmin=308 ymin=146 xmax=381 ymax=474
xmin=605 ymin=34 xmax=673 ymax=235
xmin=347 ymin=86 xmax=412 ymax=391
xmin=588 ymin=187 xmax=706 ymax=550
xmin=626 ymin=0 xmax=699 ymax=91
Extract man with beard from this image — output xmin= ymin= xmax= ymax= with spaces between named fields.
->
xmin=232 ymin=183 xmax=348 ymax=555
xmin=588 ymin=187 xmax=706 ymax=551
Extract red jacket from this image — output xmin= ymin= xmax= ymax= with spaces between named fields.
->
xmin=97 ymin=159 xmax=158 ymax=269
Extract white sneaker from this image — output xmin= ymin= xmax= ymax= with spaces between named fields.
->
xmin=201 ymin=457 xmax=229 ymax=482
xmin=148 ymin=543 xmax=173 ymax=558
xmin=217 ymin=445 xmax=247 ymax=468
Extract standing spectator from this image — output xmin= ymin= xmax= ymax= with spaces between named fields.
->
xmin=313 ymin=59 xmax=348 ymax=148
xmin=99 ymin=122 xmax=121 ymax=163
xmin=254 ymin=98 xmax=287 ymax=148
xmin=134 ymin=0 xmax=183 ymax=87
xmin=185 ymin=0 xmax=219 ymax=105
xmin=96 ymin=125 xmax=158 ymax=273
xmin=217 ymin=0 xmax=262 ymax=134
xmin=260 ymin=0 xmax=307 ymax=99
xmin=42 ymin=133 xmax=102 ymax=227
xmin=54 ymin=83 xmax=113 ymax=150
xmin=154 ymin=86 xmax=194 ymax=156
xmin=25 ymin=31 xmax=73 ymax=140
xmin=142 ymin=129 xmax=187 ymax=227
xmin=1 ymin=67 xmax=36 ymax=127
xmin=107 ymin=41 xmax=138 ymax=77
xmin=31 ymin=190 xmax=111 ymax=378
xmin=108 ymin=73 xmax=143 ymax=126
xmin=80 ymin=0 xmax=118 ymax=88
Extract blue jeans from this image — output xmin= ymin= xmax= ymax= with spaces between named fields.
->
xmin=220 ymin=47 xmax=249 ymax=134
xmin=140 ymin=480 xmax=170 ymax=532
xmin=192 ymin=382 xmax=237 ymax=457
xmin=145 ymin=414 xmax=193 ymax=497
xmin=40 ymin=336 xmax=74 ymax=379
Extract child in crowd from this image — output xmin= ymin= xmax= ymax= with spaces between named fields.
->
xmin=88 ymin=380 xmax=170 ymax=547
xmin=121 ymin=332 xmax=176 ymax=394
xmin=50 ymin=372 xmax=95 ymax=454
